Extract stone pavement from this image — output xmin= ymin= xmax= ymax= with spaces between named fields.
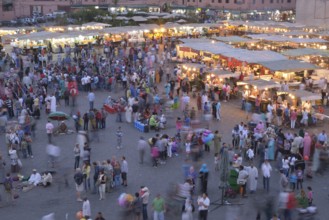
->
xmin=0 ymin=86 xmax=328 ymax=220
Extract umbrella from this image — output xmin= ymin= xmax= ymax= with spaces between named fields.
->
xmin=48 ymin=111 xmax=70 ymax=121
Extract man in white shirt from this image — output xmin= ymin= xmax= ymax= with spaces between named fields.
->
xmin=46 ymin=120 xmax=54 ymax=144
xmin=28 ymin=169 xmax=42 ymax=186
xmin=197 ymin=193 xmax=210 ymax=220
xmin=261 ymin=160 xmax=272 ymax=193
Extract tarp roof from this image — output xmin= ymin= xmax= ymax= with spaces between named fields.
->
xmin=163 ymin=22 xmax=180 ymax=29
xmin=289 ymin=90 xmax=321 ymax=102
xmin=213 ymin=36 xmax=259 ymax=43
xmin=139 ymin=24 xmax=160 ymax=30
xmin=281 ymin=48 xmax=329 ymax=57
xmin=82 ymin=22 xmax=111 ymax=27
xmin=179 ymin=39 xmax=287 ymax=63
xmin=246 ymin=34 xmax=327 ymax=43
xmin=17 ymin=31 xmax=61 ymax=41
xmin=221 ymin=49 xmax=287 ymax=63
xmin=207 ymin=69 xmax=239 ymax=78
xmin=258 ymin=60 xmax=319 ymax=72
xmin=246 ymin=79 xmax=281 ymax=90
xmin=131 ymin=16 xmax=148 ymax=22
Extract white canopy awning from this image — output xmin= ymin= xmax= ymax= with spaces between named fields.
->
xmin=17 ymin=31 xmax=61 ymax=41
xmin=246 ymin=79 xmax=281 ymax=90
xmin=82 ymin=22 xmax=111 ymax=28
xmin=281 ymin=48 xmax=329 ymax=57
xmin=207 ymin=69 xmax=239 ymax=78
xmin=131 ymin=16 xmax=148 ymax=22
xmin=213 ymin=36 xmax=259 ymax=43
xmin=247 ymin=34 xmax=327 ymax=44
xmin=289 ymin=90 xmax=321 ymax=102
xmin=258 ymin=60 xmax=319 ymax=72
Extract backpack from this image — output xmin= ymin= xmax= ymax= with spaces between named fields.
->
xmin=4 ymin=179 xmax=11 ymax=191
xmin=74 ymin=173 xmax=83 ymax=185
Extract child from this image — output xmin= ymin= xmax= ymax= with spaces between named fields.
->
xmin=246 ymin=147 xmax=254 ymax=161
xmin=307 ymin=186 xmax=313 ymax=206
xmin=296 ymin=167 xmax=304 ymax=190
xmin=214 ymin=153 xmax=219 ymax=171
xmin=289 ymin=171 xmax=297 ymax=191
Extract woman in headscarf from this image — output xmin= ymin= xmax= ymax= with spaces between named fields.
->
xmin=303 ymin=132 xmax=312 ymax=158
xmin=182 ymin=198 xmax=195 ymax=220
xmin=199 ymin=164 xmax=209 ymax=194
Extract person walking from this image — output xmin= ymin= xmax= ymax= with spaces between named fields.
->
xmin=3 ymin=173 xmax=14 ymax=204
xmin=137 ymin=137 xmax=148 ymax=164
xmin=152 ymin=194 xmax=165 ymax=220
xmin=133 ymin=192 xmax=143 ymax=220
xmin=197 ymin=193 xmax=210 ymax=220
xmin=45 ymin=120 xmax=54 ymax=144
xmin=261 ymin=160 xmax=272 ymax=193
xmin=237 ymin=165 xmax=249 ymax=198
xmin=74 ymin=143 xmax=80 ymax=169
xmin=246 ymin=163 xmax=258 ymax=193
xmin=74 ymin=168 xmax=84 ymax=202
xmin=140 ymin=187 xmax=150 ymax=220
xmin=121 ymin=156 xmax=128 ymax=187
xmin=116 ymin=127 xmax=123 ymax=149
xmin=199 ymin=164 xmax=209 ymax=194
xmin=87 ymin=91 xmax=95 ymax=110
xmin=82 ymin=197 xmax=91 ymax=219
xmin=182 ymin=198 xmax=194 ymax=220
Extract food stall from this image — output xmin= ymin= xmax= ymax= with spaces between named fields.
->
xmin=240 ymin=79 xmax=281 ymax=112
xmin=283 ymin=90 xmax=325 ymax=125
xmin=258 ymin=59 xmax=320 ymax=88
xmin=281 ymin=48 xmax=329 ymax=69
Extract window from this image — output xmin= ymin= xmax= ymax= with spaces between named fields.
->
xmin=226 ymin=0 xmax=229 ymax=3
xmin=218 ymin=0 xmax=222 ymax=2
xmin=2 ymin=4 xmax=13 ymax=11
xmin=199 ymin=0 xmax=202 ymax=3
xmin=277 ymin=0 xmax=279 ymax=3
xmin=270 ymin=0 xmax=273 ymax=3
xmin=287 ymin=0 xmax=291 ymax=2
xmin=253 ymin=0 xmax=256 ymax=4
xmin=262 ymin=0 xmax=264 ymax=3
xmin=212 ymin=0 xmax=214 ymax=2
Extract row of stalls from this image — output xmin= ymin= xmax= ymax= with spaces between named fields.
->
xmin=175 ymin=38 xmax=328 ymax=123
xmin=1 ymin=22 xmax=225 ymax=54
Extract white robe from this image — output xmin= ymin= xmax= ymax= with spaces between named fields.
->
xmin=125 ymin=106 xmax=132 ymax=123
xmin=82 ymin=200 xmax=91 ymax=217
xmin=246 ymin=166 xmax=258 ymax=191
xmin=50 ymin=96 xmax=56 ymax=113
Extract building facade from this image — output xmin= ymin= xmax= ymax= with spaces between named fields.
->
xmin=296 ymin=0 xmax=329 ymax=27
xmin=1 ymin=0 xmax=296 ymax=21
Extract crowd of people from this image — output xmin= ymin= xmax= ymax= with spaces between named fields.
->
xmin=0 ymin=27 xmax=327 ymax=220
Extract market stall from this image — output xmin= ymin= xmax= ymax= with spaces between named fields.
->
xmin=257 ymin=59 xmax=319 ymax=87
xmin=240 ymin=79 xmax=281 ymax=112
